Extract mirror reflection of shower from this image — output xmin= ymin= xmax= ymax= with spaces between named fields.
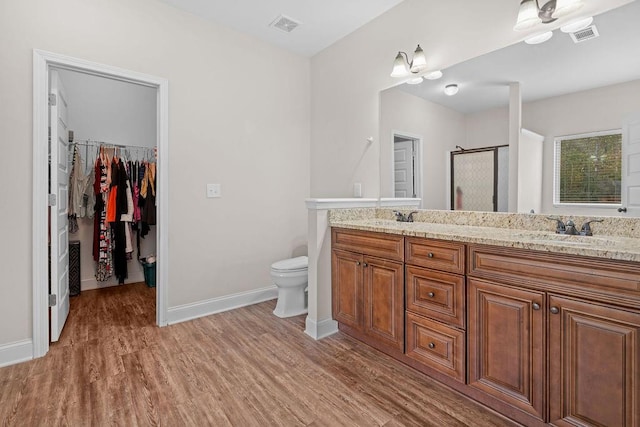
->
xmin=451 ymin=145 xmax=509 ymax=212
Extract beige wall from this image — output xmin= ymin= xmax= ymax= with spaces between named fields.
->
xmin=0 ymin=0 xmax=309 ymax=346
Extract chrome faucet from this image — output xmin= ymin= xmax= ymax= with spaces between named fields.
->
xmin=393 ymin=211 xmax=418 ymax=222
xmin=546 ymin=217 xmax=603 ymax=236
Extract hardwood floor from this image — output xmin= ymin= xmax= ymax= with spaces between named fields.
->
xmin=0 ymin=283 xmax=517 ymax=426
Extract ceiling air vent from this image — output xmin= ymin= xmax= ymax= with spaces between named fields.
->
xmin=269 ymin=15 xmax=301 ymax=33
xmin=570 ymin=25 xmax=600 ymax=43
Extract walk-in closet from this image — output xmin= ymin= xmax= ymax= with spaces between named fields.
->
xmin=48 ymin=67 xmax=158 ymax=341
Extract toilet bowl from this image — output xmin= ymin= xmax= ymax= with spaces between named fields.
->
xmin=271 ymin=256 xmax=308 ymax=318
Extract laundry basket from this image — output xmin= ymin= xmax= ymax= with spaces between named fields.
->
xmin=141 ymin=258 xmax=156 ymax=288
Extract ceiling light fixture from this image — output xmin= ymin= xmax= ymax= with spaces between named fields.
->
xmin=390 ymin=44 xmax=428 ymax=78
xmin=514 ymin=0 xmax=584 ymax=31
xmin=525 ymin=31 xmax=554 ymax=44
xmin=444 ymin=84 xmax=459 ymax=96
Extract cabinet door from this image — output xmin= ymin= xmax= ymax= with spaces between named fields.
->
xmin=363 ymin=256 xmax=404 ymax=351
xmin=332 ymin=249 xmax=363 ymax=330
xmin=468 ymin=278 xmax=546 ymax=421
xmin=549 ymin=295 xmax=640 ymax=427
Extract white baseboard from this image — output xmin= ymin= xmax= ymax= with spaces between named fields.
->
xmin=0 ymin=339 xmax=33 ymax=368
xmin=305 ymin=316 xmax=338 ymax=340
xmin=166 ymin=286 xmax=278 ymax=325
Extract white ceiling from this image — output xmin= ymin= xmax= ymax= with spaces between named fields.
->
xmin=155 ymin=0 xmax=405 ymax=57
xmin=397 ymin=0 xmax=640 ymax=114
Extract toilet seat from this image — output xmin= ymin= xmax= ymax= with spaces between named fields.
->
xmin=271 ymin=256 xmax=308 ymax=272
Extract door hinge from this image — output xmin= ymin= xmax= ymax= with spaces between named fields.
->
xmin=48 ymin=294 xmax=57 ymax=307
xmin=48 ymin=194 xmax=57 ymax=206
xmin=48 ymin=93 xmax=57 ymax=106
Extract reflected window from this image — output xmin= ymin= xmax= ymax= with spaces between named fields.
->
xmin=554 ymin=131 xmax=622 ymax=205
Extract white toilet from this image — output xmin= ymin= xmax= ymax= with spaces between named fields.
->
xmin=270 ymin=256 xmax=308 ymax=318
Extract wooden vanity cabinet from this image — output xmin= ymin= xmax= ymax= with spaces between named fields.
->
xmin=332 ymin=229 xmax=404 ymax=354
xmin=404 ymin=238 xmax=466 ymax=383
xmin=468 ymin=244 xmax=640 ymax=427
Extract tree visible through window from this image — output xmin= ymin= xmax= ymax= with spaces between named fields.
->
xmin=554 ymin=131 xmax=622 ymax=205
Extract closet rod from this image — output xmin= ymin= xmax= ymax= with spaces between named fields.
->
xmin=71 ymin=139 xmax=155 ymax=151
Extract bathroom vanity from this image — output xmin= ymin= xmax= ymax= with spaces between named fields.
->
xmin=330 ymin=210 xmax=640 ymax=427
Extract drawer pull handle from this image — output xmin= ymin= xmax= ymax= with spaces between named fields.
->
xmin=363 ymin=262 xmax=368 ymax=267
xmin=550 ymin=306 xmax=560 ymax=315
xmin=427 ymin=253 xmax=434 ymax=258
xmin=428 ymin=292 xmax=435 ymax=298
xmin=355 ymin=261 xmax=361 ymax=266
xmin=532 ymin=303 xmax=540 ymax=311
xmin=428 ymin=342 xmax=436 ymax=349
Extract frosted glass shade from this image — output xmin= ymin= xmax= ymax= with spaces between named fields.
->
xmin=390 ymin=52 xmax=409 ymax=77
xmin=409 ymin=45 xmax=427 ymax=73
xmin=514 ymin=0 xmax=541 ymax=31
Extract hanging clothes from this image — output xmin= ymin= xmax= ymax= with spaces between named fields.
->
xmin=95 ymin=152 xmax=114 ymax=282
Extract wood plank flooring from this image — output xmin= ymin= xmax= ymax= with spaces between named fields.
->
xmin=0 ymin=283 xmax=518 ymax=426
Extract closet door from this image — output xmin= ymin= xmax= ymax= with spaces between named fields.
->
xmin=49 ymin=70 xmax=71 ymax=342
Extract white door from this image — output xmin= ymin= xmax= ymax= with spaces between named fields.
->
xmin=394 ymin=139 xmax=415 ymax=197
xmin=622 ymin=114 xmax=640 ymax=217
xmin=49 ymin=70 xmax=70 ymax=342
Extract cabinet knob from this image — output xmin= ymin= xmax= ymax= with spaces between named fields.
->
xmin=428 ymin=342 xmax=436 ymax=349
xmin=550 ymin=306 xmax=560 ymax=314
xmin=428 ymin=292 xmax=435 ymax=298
xmin=427 ymin=253 xmax=434 ymax=258
xmin=532 ymin=303 xmax=540 ymax=311
xmin=363 ymin=262 xmax=368 ymax=267
xmin=355 ymin=261 xmax=361 ymax=266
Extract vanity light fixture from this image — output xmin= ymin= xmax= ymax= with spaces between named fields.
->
xmin=514 ymin=0 xmax=584 ymax=31
xmin=390 ymin=44 xmax=428 ymax=78
xmin=525 ymin=31 xmax=553 ymax=44
xmin=444 ymin=84 xmax=459 ymax=96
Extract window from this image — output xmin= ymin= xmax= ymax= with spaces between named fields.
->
xmin=554 ymin=130 xmax=622 ymax=205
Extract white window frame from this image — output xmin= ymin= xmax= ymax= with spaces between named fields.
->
xmin=553 ymin=129 xmax=622 ymax=208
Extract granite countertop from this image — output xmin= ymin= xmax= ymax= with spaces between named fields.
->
xmin=329 ymin=209 xmax=640 ymax=263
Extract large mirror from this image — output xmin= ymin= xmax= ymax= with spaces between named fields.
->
xmin=380 ymin=1 xmax=640 ymax=216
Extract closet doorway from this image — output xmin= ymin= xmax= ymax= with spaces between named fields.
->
xmin=33 ymin=50 xmax=169 ymax=358
xmin=392 ymin=132 xmax=422 ymax=201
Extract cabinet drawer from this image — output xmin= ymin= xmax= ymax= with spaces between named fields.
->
xmin=468 ymin=244 xmax=640 ymax=306
xmin=406 ymin=265 xmax=465 ymax=329
xmin=406 ymin=312 xmax=465 ymax=383
xmin=405 ymin=237 xmax=465 ymax=274
xmin=332 ymin=228 xmax=403 ymax=262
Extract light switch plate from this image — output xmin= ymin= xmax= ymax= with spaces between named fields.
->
xmin=353 ymin=183 xmax=362 ymax=198
xmin=206 ymin=183 xmax=221 ymax=198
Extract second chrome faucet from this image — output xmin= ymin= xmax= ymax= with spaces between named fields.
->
xmin=546 ymin=217 xmax=603 ymax=236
